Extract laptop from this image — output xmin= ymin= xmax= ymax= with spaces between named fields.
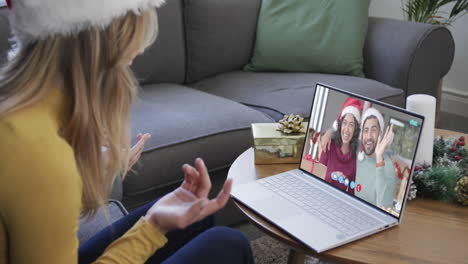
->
xmin=231 ymin=83 xmax=425 ymax=253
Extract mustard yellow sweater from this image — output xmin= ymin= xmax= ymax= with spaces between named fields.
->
xmin=0 ymin=89 xmax=167 ymax=263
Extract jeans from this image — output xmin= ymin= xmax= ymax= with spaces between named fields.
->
xmin=78 ymin=200 xmax=254 ymax=264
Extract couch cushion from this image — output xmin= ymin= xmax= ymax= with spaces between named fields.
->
xmin=123 ymin=84 xmax=273 ymax=208
xmin=245 ymin=0 xmax=369 ymax=77
xmin=131 ymin=0 xmax=186 ymax=84
xmin=184 ymin=0 xmax=261 ymax=83
xmin=191 ymin=71 xmax=405 ymax=121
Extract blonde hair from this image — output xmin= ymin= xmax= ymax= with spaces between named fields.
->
xmin=0 ymin=9 xmax=158 ymax=217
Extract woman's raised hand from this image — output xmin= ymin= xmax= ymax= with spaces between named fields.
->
xmin=144 ymin=158 xmax=233 ymax=234
xmin=128 ymin=133 xmax=151 ymax=171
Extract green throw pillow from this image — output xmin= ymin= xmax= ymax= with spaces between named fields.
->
xmin=245 ymin=0 xmax=370 ymax=77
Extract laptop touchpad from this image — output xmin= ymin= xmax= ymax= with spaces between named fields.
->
xmin=251 ymin=195 xmax=302 ymax=220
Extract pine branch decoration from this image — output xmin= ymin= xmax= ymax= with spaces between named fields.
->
xmin=413 ymin=135 xmax=467 ymax=204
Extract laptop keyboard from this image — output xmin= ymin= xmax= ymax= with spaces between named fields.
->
xmin=258 ymin=173 xmax=382 ymax=236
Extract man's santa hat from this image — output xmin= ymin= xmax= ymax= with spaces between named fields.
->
xmin=358 ymin=107 xmax=385 ymax=161
xmin=6 ymin=0 xmax=166 ymax=47
xmin=332 ymin=97 xmax=363 ymax=131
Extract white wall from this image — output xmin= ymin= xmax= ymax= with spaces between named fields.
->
xmin=369 ymin=0 xmax=403 ymax=19
xmin=369 ymin=0 xmax=468 ymax=117
xmin=0 ymin=1 xmax=5 ymax=7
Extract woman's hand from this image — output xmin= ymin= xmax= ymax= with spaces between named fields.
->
xmin=145 ymin=158 xmax=233 ymax=234
xmin=128 ymin=133 xmax=151 ymax=171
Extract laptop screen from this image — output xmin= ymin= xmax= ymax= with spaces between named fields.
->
xmin=300 ymin=83 xmax=424 ymax=218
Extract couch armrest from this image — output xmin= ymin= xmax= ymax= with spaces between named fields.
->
xmin=364 ymin=17 xmax=455 ymax=103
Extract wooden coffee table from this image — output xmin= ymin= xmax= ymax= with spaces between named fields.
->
xmin=228 ymin=128 xmax=468 ymax=264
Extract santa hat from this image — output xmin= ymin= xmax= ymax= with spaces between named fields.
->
xmin=332 ymin=97 xmax=363 ymax=131
xmin=358 ymin=107 xmax=385 ymax=161
xmin=6 ymin=0 xmax=166 ymax=47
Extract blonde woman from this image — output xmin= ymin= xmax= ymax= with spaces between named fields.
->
xmin=0 ymin=0 xmax=253 ymax=263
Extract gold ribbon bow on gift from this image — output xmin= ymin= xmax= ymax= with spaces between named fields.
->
xmin=277 ymin=114 xmax=306 ymax=135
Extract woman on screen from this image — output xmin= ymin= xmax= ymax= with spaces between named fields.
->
xmin=319 ymin=98 xmax=362 ymax=194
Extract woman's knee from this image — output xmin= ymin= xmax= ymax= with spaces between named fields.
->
xmin=203 ymin=226 xmax=252 ymax=254
xmin=160 ymin=226 xmax=253 ymax=264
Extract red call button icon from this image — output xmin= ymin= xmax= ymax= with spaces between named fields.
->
xmin=356 ymin=184 xmax=362 ymax=192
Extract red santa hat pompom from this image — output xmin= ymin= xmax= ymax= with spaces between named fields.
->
xmin=358 ymin=107 xmax=385 ymax=161
xmin=6 ymin=0 xmax=166 ymax=48
xmin=332 ymin=97 xmax=363 ymax=131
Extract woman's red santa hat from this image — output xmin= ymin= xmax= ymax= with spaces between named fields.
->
xmin=332 ymin=97 xmax=363 ymax=131
xmin=6 ymin=0 xmax=166 ymax=48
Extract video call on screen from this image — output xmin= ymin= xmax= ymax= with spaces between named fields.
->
xmin=300 ymin=85 xmax=423 ymax=217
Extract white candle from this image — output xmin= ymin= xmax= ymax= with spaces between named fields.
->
xmin=406 ymin=94 xmax=436 ymax=166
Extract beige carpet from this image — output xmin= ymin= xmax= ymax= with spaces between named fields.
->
xmin=250 ymin=236 xmax=321 ymax=264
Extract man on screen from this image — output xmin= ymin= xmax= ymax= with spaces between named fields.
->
xmin=355 ymin=108 xmax=396 ymax=209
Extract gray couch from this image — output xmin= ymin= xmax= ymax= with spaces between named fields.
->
xmin=0 ymin=0 xmax=454 ymax=234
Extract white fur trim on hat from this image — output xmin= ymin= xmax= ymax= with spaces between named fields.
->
xmin=341 ymin=106 xmax=361 ymax=124
xmin=358 ymin=149 xmax=365 ymax=161
xmin=8 ymin=0 xmax=166 ymax=46
xmin=332 ymin=105 xmax=361 ymax=131
xmin=332 ymin=120 xmax=338 ymax=131
xmin=361 ymin=107 xmax=384 ymax=133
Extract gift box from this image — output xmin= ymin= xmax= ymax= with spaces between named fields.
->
xmin=252 ymin=123 xmax=307 ymax=164
xmin=300 ymin=157 xmax=328 ymax=179
xmin=300 ymin=133 xmax=328 ymax=179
